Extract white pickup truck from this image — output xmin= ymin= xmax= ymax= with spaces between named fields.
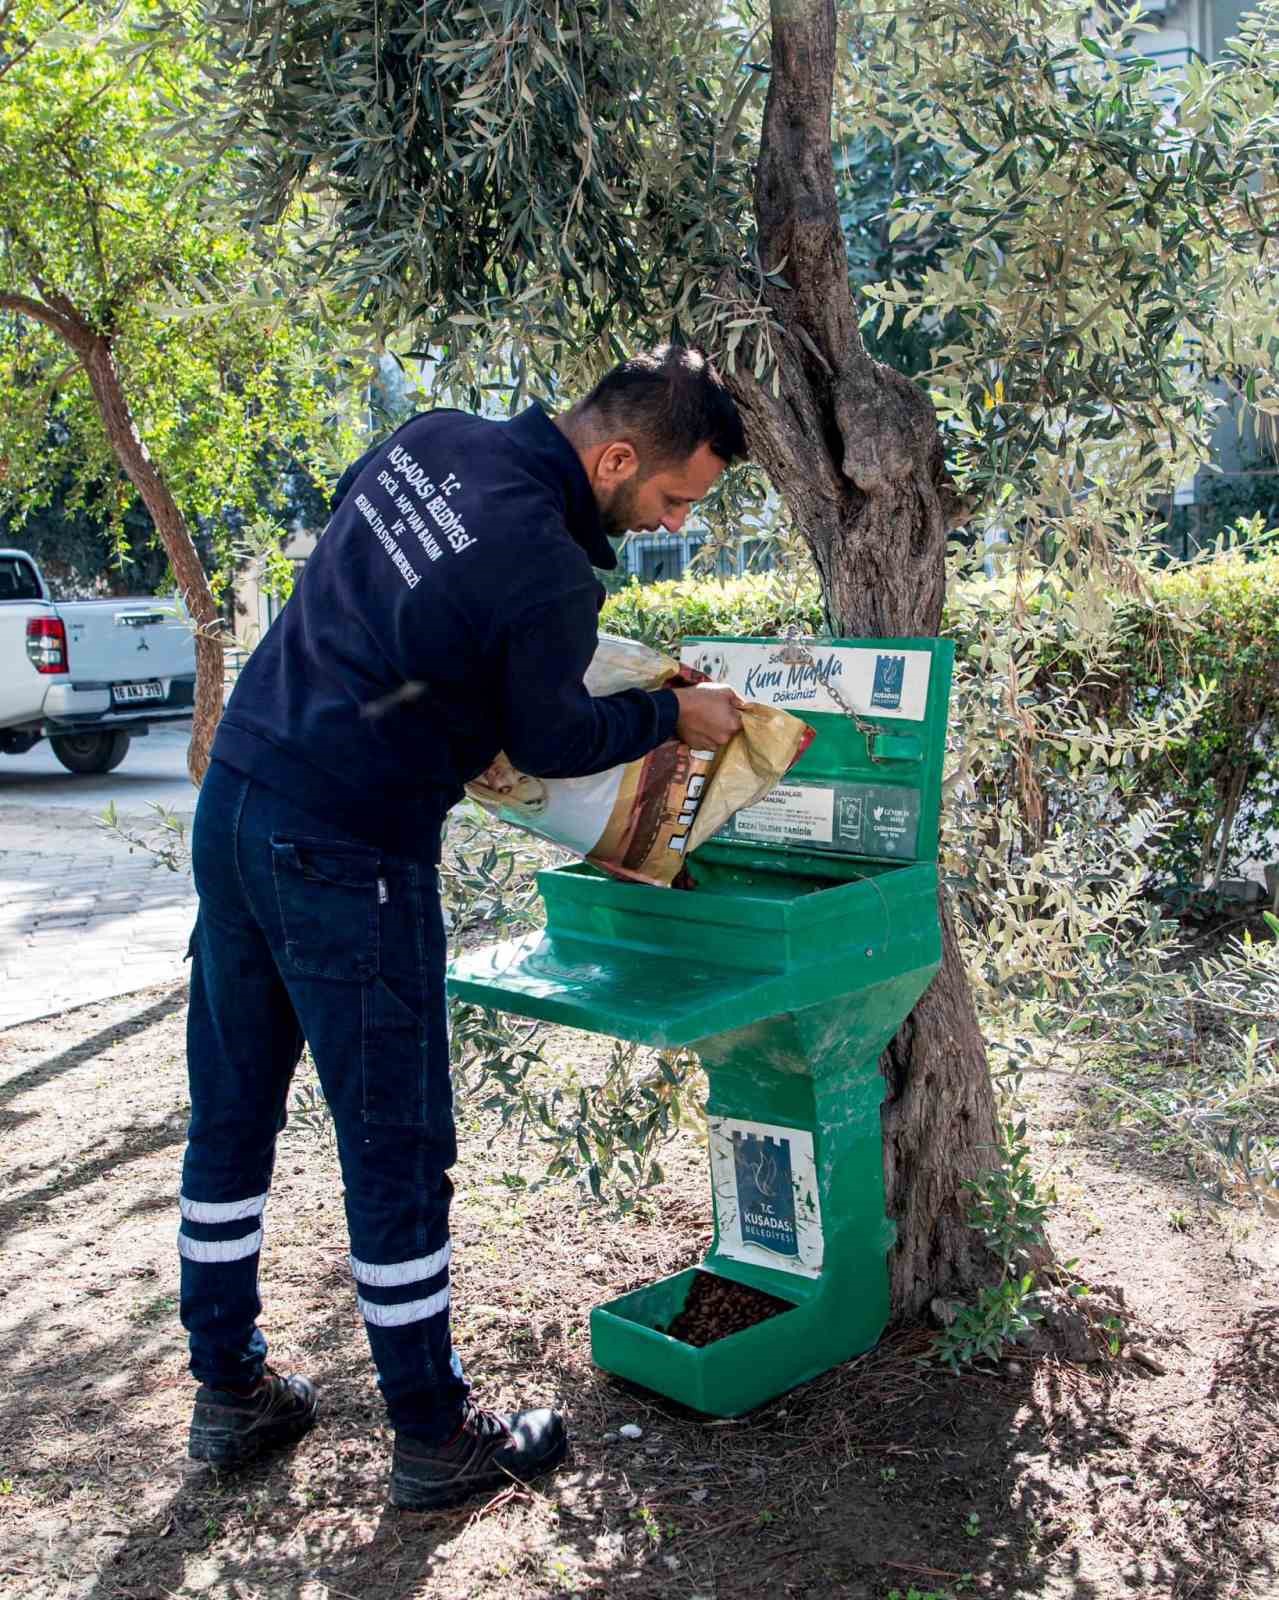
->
xmin=0 ymin=548 xmax=197 ymax=774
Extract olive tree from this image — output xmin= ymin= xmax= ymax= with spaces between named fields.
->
xmin=190 ymin=0 xmax=1279 ymax=1323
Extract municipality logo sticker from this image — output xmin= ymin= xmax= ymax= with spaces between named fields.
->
xmin=839 ymin=795 xmax=864 ymax=840
xmin=732 ymin=1132 xmax=798 ymax=1257
xmin=871 ymin=653 xmax=905 ymax=710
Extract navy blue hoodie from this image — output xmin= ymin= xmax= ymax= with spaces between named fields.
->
xmin=213 ymin=404 xmax=679 ymax=857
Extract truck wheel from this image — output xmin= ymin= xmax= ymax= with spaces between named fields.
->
xmin=49 ymin=731 xmax=131 ymax=775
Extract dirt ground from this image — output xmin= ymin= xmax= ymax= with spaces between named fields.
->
xmin=0 ymin=982 xmax=1276 ymax=1600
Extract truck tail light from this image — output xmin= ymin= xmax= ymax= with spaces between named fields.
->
xmin=26 ymin=616 xmax=68 ymax=674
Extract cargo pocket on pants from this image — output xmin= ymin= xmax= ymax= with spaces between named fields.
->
xmin=362 ymin=975 xmax=439 ymax=1129
xmin=270 ymin=837 xmax=380 ymax=981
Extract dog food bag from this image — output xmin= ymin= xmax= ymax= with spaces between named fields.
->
xmin=466 ymin=634 xmax=814 ymax=887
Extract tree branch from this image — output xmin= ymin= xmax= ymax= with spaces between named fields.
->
xmin=0 ymin=2 xmax=78 ymax=85
xmin=74 ymin=334 xmax=223 ymax=784
xmin=713 ymin=22 xmax=769 ymax=170
xmin=51 ymin=141 xmax=110 ymax=292
xmin=0 ymin=289 xmax=85 ymax=344
xmin=0 ymin=208 xmax=74 ymax=313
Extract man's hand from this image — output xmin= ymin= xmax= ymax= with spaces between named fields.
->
xmin=672 ymin=683 xmax=746 ymax=749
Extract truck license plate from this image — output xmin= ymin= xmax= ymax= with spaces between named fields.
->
xmin=112 ymin=680 xmax=164 ymax=703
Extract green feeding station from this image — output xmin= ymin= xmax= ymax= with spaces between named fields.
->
xmin=449 ymin=636 xmax=954 ymax=1416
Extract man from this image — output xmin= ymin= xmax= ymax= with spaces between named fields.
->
xmin=179 ymin=345 xmax=746 ymax=1511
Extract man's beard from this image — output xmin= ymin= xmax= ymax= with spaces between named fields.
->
xmin=597 ymin=477 xmax=643 ymax=537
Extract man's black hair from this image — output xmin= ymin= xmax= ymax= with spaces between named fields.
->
xmin=568 ymin=344 xmax=746 ymax=467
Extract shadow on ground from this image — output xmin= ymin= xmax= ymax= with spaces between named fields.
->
xmin=0 ymin=986 xmax=1274 ymax=1600
xmin=0 ymin=990 xmax=185 ymax=1110
xmin=37 ymin=1315 xmax=1273 ymax=1600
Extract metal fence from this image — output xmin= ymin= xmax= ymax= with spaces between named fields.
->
xmin=618 ymin=534 xmax=776 ymax=584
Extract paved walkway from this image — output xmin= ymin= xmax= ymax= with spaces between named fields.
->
xmin=0 ymin=728 xmax=198 ymax=1031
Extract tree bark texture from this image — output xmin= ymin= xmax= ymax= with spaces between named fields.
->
xmin=723 ymin=0 xmax=1003 ymax=1317
xmin=0 ymin=293 xmax=223 ymax=785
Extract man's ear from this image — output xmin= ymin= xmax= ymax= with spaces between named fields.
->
xmin=595 ymin=440 xmax=639 ymax=487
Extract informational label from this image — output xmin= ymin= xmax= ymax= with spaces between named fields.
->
xmin=719 ymin=781 xmax=920 ymax=859
xmin=732 ymin=784 xmax=834 ymax=845
xmin=680 ymin=640 xmax=932 ymax=721
xmin=708 ymin=1117 xmax=822 ymax=1278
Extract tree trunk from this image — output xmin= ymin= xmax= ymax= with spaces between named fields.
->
xmin=1205 ymin=762 xmax=1248 ymax=892
xmin=78 ymin=334 xmax=224 ymax=786
xmin=723 ymin=0 xmax=1005 ymax=1316
xmin=0 ymin=292 xmax=224 ymax=785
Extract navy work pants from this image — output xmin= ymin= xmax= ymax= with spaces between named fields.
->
xmin=179 ymin=759 xmax=468 ymax=1439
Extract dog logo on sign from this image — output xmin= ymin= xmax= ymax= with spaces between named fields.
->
xmin=871 ymin=653 xmax=905 ymax=710
xmin=690 ymin=647 xmax=730 ymax=683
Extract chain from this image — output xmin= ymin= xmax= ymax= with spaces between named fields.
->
xmin=772 ymin=629 xmax=884 ymax=760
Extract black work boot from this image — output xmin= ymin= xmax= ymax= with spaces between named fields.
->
xmin=390 ymin=1401 xmax=568 ymax=1511
xmin=188 ymin=1367 xmax=318 ymax=1467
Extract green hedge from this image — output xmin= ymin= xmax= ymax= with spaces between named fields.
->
xmin=1140 ymin=553 xmax=1279 ymax=715
xmin=600 ymin=573 xmax=824 ymax=656
xmin=1126 ymin=553 xmax=1279 ymax=883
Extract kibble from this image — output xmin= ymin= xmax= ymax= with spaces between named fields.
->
xmin=664 ymin=1272 xmax=791 ymax=1347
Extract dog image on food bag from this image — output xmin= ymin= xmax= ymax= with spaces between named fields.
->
xmin=473 ymin=753 xmax=549 ymax=815
xmin=688 ymin=646 xmax=731 ymax=684
xmin=467 ymin=635 xmax=813 ymax=887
